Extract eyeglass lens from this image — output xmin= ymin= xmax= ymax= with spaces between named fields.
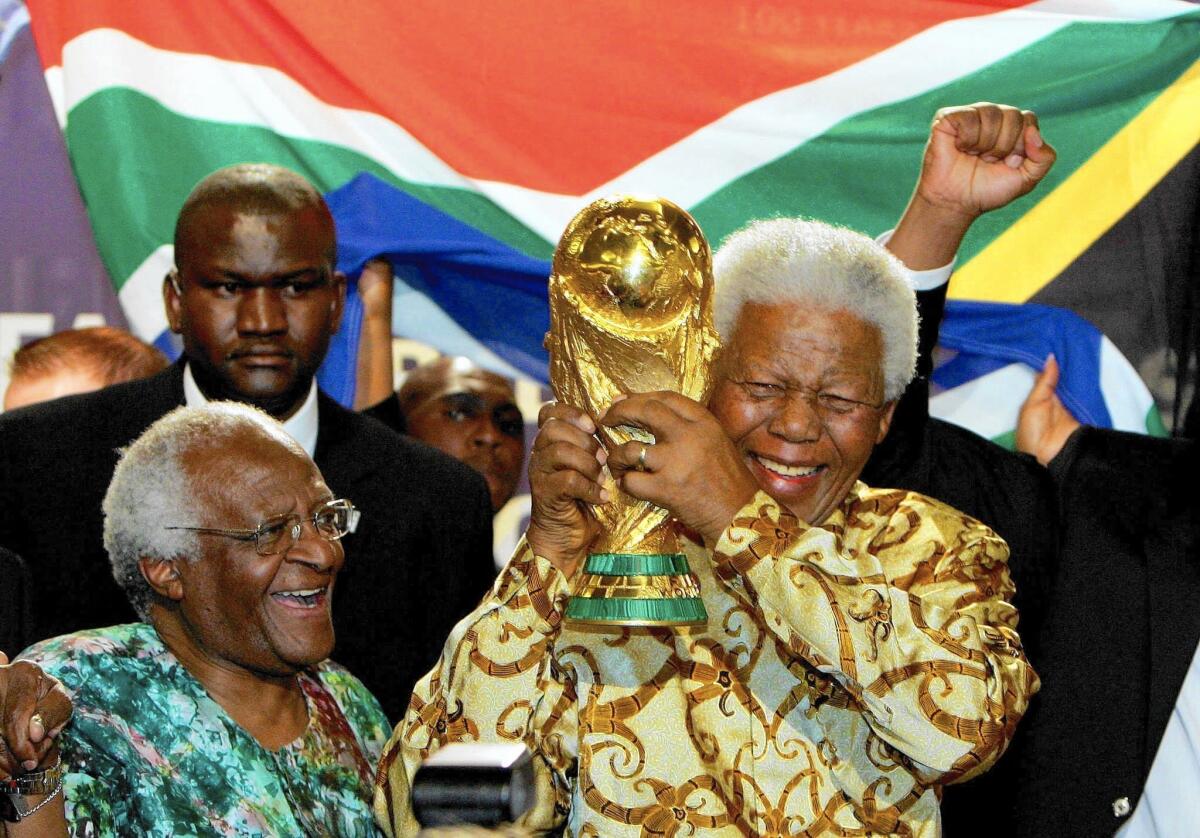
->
xmin=255 ymin=500 xmax=354 ymax=555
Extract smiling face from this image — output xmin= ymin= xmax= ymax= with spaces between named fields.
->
xmin=708 ymin=302 xmax=896 ymax=525
xmin=171 ymin=428 xmax=345 ymax=677
xmin=401 ymin=359 xmax=525 ymax=511
xmin=166 ymin=203 xmax=345 ymax=419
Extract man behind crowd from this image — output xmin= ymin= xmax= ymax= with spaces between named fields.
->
xmin=3 ymin=326 xmax=167 ymax=411
xmin=377 ymin=105 xmax=1054 ymax=835
xmin=366 ymin=356 xmax=526 ymax=513
xmin=0 ymin=403 xmax=388 ymax=835
xmin=0 ymin=164 xmax=496 ymax=718
xmin=993 ymin=358 xmax=1200 ymax=837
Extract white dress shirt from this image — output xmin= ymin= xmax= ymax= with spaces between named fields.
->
xmin=1118 ymin=637 xmax=1200 ymax=837
xmin=182 ymin=364 xmax=319 ymax=458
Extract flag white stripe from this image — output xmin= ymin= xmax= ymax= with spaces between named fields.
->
xmin=50 ymin=0 xmax=1197 ymax=244
xmin=929 ymin=363 xmax=1035 ymax=440
xmin=118 ymin=245 xmax=172 ymax=342
xmin=1098 ymin=335 xmax=1158 ymax=432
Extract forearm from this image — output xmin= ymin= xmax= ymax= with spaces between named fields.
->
xmin=1 ymin=793 xmax=67 ymax=837
xmin=887 ymin=191 xmax=975 ymax=271
xmin=713 ymin=493 xmax=1037 ymax=782
xmin=353 ymin=260 xmax=396 ymax=410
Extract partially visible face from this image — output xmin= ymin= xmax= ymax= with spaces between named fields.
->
xmin=4 ymin=368 xmax=107 ymax=410
xmin=708 ymin=302 xmax=896 ymax=525
xmin=403 ymin=363 xmax=525 ymax=511
xmin=166 ymin=204 xmax=345 ymax=419
xmin=174 ymin=430 xmax=345 ymax=677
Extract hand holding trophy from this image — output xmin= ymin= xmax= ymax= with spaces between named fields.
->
xmin=547 ymin=196 xmax=719 ymax=627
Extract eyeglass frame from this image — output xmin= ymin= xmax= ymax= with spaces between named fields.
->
xmin=165 ymin=498 xmax=360 ymax=556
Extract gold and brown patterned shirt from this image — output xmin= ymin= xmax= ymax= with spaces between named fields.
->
xmin=375 ymin=486 xmax=1038 ymax=837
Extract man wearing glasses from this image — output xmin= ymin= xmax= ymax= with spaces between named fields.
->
xmin=0 ymin=164 xmax=496 ymax=721
xmin=0 ymin=403 xmax=390 ymax=834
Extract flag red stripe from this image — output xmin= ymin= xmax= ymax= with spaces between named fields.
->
xmin=26 ymin=0 xmax=1032 ymax=193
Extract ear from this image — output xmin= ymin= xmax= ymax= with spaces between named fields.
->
xmin=140 ymin=556 xmax=185 ymax=603
xmin=328 ymin=270 xmax=347 ymax=336
xmin=164 ymin=270 xmax=184 ymax=335
xmin=875 ymin=400 xmax=898 ymax=444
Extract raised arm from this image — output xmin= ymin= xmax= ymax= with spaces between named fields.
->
xmin=887 ymin=102 xmax=1056 ymax=271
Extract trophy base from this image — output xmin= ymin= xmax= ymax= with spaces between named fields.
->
xmin=564 ymin=552 xmax=708 ymax=628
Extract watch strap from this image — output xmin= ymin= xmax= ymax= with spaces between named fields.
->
xmin=0 ymin=757 xmax=63 ymax=795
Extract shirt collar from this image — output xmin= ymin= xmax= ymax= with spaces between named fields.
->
xmin=181 ymin=363 xmax=320 ymax=458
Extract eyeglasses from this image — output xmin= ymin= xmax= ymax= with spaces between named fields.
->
xmin=166 ymin=499 xmax=359 ymax=556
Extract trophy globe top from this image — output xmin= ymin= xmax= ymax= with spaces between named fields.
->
xmin=553 ymin=196 xmax=712 ymax=333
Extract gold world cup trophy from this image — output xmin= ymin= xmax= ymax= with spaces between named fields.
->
xmin=547 ymin=195 xmax=720 ymax=627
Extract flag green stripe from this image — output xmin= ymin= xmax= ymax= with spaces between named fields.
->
xmin=64 ymin=89 xmax=554 ymax=289
xmin=692 ymin=11 xmax=1200 ymax=252
xmin=989 ymin=430 xmax=1017 ymax=452
xmin=66 ymin=11 xmax=1199 ymax=292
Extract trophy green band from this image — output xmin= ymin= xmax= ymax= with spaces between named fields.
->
xmin=564 ymin=553 xmax=707 ymax=626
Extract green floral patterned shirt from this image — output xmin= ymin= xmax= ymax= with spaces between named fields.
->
xmin=21 ymin=623 xmax=389 ymax=836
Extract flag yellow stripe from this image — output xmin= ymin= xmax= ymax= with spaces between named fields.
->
xmin=948 ymin=56 xmax=1200 ymax=303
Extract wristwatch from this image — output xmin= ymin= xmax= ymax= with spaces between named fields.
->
xmin=0 ymin=759 xmax=64 ymax=822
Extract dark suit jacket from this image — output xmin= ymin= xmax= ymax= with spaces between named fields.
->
xmin=1002 ymin=428 xmax=1200 ymax=837
xmin=0 ymin=363 xmax=496 ymax=721
xmin=0 ymin=547 xmax=33 ymax=657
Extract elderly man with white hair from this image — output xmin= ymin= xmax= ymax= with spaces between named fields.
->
xmin=0 ymin=403 xmax=388 ymax=836
xmin=376 ymin=105 xmax=1051 ymax=837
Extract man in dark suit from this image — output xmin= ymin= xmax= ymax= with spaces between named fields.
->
xmin=1002 ymin=358 xmax=1200 ymax=836
xmin=0 ymin=163 xmax=496 ymax=720
xmin=857 ymin=105 xmax=1060 ymax=834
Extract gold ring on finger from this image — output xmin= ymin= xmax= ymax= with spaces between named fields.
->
xmin=637 ymin=444 xmax=649 ymax=472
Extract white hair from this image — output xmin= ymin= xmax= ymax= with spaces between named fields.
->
xmin=102 ymin=402 xmax=301 ymax=619
xmin=712 ymin=218 xmax=918 ymax=401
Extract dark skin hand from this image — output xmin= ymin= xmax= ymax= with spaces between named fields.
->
xmin=525 ymin=402 xmax=609 ymax=578
xmin=0 ymin=654 xmax=71 ymax=777
xmin=524 ymin=393 xmax=760 ymax=578
xmin=888 ymin=102 xmax=1057 ymax=270
xmin=602 ymin=392 xmax=760 ymax=547
xmin=0 ymin=652 xmax=72 ymax=836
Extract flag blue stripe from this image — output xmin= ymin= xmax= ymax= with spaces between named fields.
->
xmin=936 ymin=300 xmax=1113 ymax=428
xmin=323 ymin=173 xmax=552 ymax=398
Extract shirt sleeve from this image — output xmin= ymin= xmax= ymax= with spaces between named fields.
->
xmin=374 ymin=542 xmax=576 ymax=837
xmin=712 ymin=491 xmax=1038 ymax=785
xmin=876 ymin=228 xmax=955 ymax=291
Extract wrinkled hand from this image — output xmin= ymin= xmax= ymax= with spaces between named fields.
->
xmin=0 ymin=654 xmax=72 ymax=779
xmin=917 ymin=102 xmax=1057 ymax=220
xmin=1017 ymin=355 xmax=1081 ymax=466
xmin=602 ymin=392 xmax=759 ymax=547
xmin=526 ymin=403 xmax=609 ymax=577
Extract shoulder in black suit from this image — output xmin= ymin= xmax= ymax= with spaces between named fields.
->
xmin=0 ymin=365 xmax=184 ymax=640
xmin=1004 ymin=428 xmax=1200 ymax=836
xmin=0 ymin=363 xmax=496 ymax=721
xmin=0 ymin=547 xmax=34 ymax=657
xmin=314 ymin=394 xmax=496 ymax=720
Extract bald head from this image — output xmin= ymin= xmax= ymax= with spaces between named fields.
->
xmin=399 ymin=358 xmax=525 ymax=511
xmin=398 ymin=358 xmax=515 ymax=415
xmin=165 ymin=164 xmax=346 ymax=419
xmin=174 ymin=163 xmax=336 ymax=269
